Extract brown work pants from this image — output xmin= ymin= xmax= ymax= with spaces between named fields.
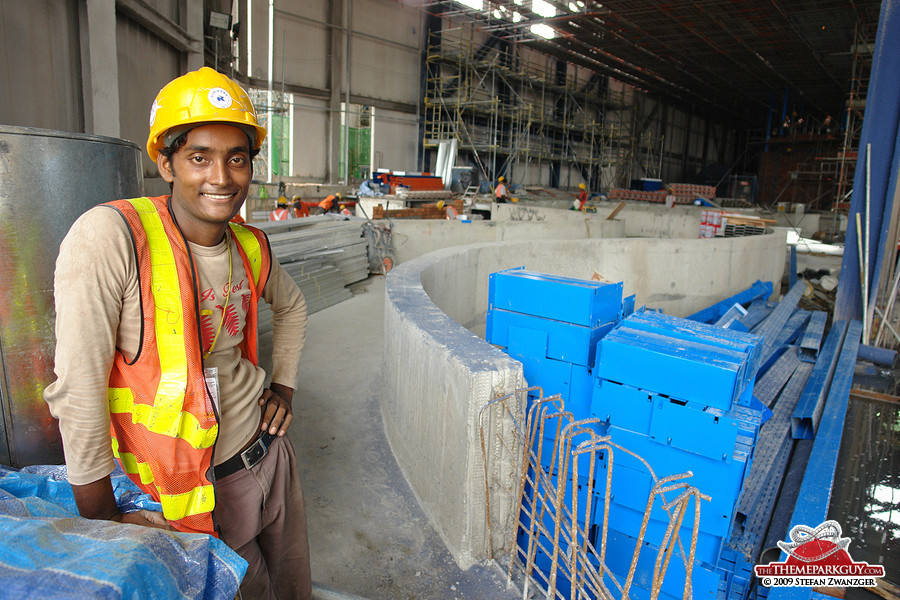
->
xmin=215 ymin=436 xmax=312 ymax=600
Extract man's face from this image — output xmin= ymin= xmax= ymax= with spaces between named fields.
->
xmin=157 ymin=123 xmax=252 ymax=244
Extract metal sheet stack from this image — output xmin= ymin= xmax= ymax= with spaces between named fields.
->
xmin=251 ymin=216 xmax=369 ymax=341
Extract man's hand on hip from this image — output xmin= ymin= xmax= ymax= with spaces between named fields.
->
xmin=258 ymin=383 xmax=294 ymax=436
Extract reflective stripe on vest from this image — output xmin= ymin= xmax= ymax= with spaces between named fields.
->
xmin=109 ymin=197 xmax=216 ymax=442
xmin=112 ymin=437 xmax=216 ymax=520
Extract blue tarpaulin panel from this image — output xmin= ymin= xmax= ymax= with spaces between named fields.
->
xmin=0 ymin=465 xmax=246 ymax=600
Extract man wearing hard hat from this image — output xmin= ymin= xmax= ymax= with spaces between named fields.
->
xmin=45 ymin=68 xmax=312 ymax=599
xmin=494 ymin=175 xmax=509 ymax=203
xmin=575 ymin=182 xmax=588 ymax=211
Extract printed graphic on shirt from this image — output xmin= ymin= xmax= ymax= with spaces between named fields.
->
xmin=198 ymin=278 xmax=251 ymax=355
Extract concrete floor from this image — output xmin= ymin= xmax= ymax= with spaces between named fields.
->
xmin=289 ymin=275 xmax=520 ymax=600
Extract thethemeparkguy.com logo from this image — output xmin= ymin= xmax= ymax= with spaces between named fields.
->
xmin=754 ymin=521 xmax=885 ymax=588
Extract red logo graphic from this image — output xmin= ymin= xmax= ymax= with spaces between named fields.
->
xmin=755 ymin=521 xmax=884 ymax=587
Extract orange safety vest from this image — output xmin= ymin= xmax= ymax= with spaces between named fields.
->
xmin=103 ymin=196 xmax=271 ymax=535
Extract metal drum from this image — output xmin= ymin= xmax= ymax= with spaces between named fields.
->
xmin=0 ymin=125 xmax=142 ymax=467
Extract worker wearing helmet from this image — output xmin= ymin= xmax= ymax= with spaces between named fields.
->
xmin=494 ymin=176 xmax=509 ymax=203
xmin=45 ymin=67 xmax=312 ymax=599
xmin=576 ymin=183 xmax=588 ymax=211
xmin=270 ymin=196 xmax=292 ymax=221
xmin=319 ymin=191 xmax=342 ymax=213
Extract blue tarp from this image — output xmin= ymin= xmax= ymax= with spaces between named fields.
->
xmin=0 ymin=464 xmax=246 ymax=600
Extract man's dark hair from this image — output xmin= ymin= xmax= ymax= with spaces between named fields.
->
xmin=157 ymin=129 xmax=258 ymax=190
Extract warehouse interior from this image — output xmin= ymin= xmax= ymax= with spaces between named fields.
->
xmin=2 ymin=0 xmax=900 ymax=599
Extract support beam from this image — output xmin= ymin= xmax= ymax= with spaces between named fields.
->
xmin=82 ymin=0 xmax=120 ymax=137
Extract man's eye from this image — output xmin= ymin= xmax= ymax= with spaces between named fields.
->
xmin=191 ymin=156 xmax=206 ymax=164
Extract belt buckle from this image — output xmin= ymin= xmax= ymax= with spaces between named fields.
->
xmin=239 ymin=436 xmax=269 ymax=470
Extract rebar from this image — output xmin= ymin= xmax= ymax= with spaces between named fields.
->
xmin=480 ymin=388 xmax=710 ymax=600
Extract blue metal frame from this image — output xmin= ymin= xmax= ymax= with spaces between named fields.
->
xmin=767 ymin=321 xmax=862 ymax=600
xmin=834 ymin=0 xmax=900 ymax=327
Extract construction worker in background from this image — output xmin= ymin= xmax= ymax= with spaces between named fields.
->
xmin=339 ymin=205 xmax=352 ymax=217
xmin=319 ymin=192 xmax=342 ymax=213
xmin=576 ymin=183 xmax=588 ymax=210
xmin=270 ymin=197 xmax=292 ymax=220
xmin=494 ymin=176 xmax=509 ymax=203
xmin=665 ymin=186 xmax=677 ymax=208
xmin=292 ymin=195 xmax=310 ymax=218
xmin=44 ymin=67 xmax=312 ymax=599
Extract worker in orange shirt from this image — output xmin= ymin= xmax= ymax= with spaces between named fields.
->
xmin=494 ymin=176 xmax=509 ymax=203
xmin=575 ymin=183 xmax=588 ymax=210
xmin=292 ymin=195 xmax=309 ymax=218
xmin=321 ymin=192 xmax=342 ymax=212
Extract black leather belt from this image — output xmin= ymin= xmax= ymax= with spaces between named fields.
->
xmin=215 ymin=431 xmax=278 ymax=479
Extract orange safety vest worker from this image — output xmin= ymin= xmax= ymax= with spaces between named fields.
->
xmin=319 ymin=194 xmax=338 ymax=211
xmin=103 ymin=195 xmax=271 ymax=535
xmin=270 ymin=207 xmax=290 ymax=221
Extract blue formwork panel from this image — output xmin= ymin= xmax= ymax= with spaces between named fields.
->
xmin=605 ymin=426 xmax=751 ymax=541
xmin=595 ymin=326 xmax=752 ymax=411
xmin=597 ymin=528 xmax=724 ymax=600
xmin=648 ymin=398 xmax=740 ymax=463
xmin=488 ymin=268 xmax=624 ymax=327
xmin=506 ymin=328 xmax=573 ymax=403
xmin=593 ymin=465 xmax=730 ymax=565
xmin=487 ymin=308 xmax=616 ymax=367
xmin=591 ymin=379 xmax=656 ymax=435
xmin=620 ymin=311 xmax=763 ymax=400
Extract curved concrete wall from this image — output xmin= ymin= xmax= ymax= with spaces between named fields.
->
xmin=382 ymin=233 xmax=786 ymax=569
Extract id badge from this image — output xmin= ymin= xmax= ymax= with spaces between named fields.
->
xmin=204 ymin=366 xmax=220 ymax=412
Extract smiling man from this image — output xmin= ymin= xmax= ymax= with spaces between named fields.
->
xmin=45 ymin=68 xmax=312 ymax=600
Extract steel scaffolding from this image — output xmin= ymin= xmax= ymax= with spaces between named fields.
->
xmin=423 ymin=30 xmax=635 ymax=190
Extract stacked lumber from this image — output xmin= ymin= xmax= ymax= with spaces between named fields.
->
xmin=373 ymin=199 xmax=463 ymax=220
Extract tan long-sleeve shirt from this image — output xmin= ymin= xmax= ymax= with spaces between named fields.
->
xmin=44 ymin=204 xmax=307 ymax=486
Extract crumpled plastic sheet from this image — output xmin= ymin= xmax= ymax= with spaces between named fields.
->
xmin=0 ymin=464 xmax=247 ymax=600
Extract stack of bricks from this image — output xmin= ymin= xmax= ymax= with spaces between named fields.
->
xmin=372 ymin=199 xmax=463 ymax=220
xmin=607 ymin=189 xmax=666 ymax=203
xmin=609 ymin=183 xmax=717 ymax=205
xmin=669 ymin=183 xmax=716 ymax=203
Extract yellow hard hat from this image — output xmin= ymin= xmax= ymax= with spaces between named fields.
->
xmin=498 ymin=176 xmax=505 ymax=182
xmin=146 ymin=67 xmax=267 ymax=161
xmin=579 ymin=183 xmax=586 ymax=189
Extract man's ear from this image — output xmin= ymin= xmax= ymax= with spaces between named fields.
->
xmin=157 ymin=152 xmax=175 ymax=183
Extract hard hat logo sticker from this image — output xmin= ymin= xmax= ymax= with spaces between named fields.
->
xmin=208 ymin=88 xmax=233 ymax=109
xmin=149 ymin=100 xmax=160 ymax=127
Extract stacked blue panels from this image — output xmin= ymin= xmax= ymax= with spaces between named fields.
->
xmin=487 ymin=268 xmax=631 ymax=597
xmin=488 ymin=270 xmax=765 ymax=599
xmin=487 ymin=268 xmax=628 ymax=421
xmin=591 ymin=312 xmax=764 ymax=599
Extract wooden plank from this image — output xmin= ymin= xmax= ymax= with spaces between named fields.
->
xmin=606 ymin=201 xmax=626 ymax=220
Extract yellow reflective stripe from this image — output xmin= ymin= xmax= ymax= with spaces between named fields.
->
xmin=128 ymin=197 xmax=187 ymax=413
xmin=109 ymin=388 xmax=218 ymax=449
xmin=159 ymin=485 xmax=215 ymax=521
xmin=229 ymin=223 xmax=263 ymax=286
xmin=111 ymin=437 xmax=156 ymax=485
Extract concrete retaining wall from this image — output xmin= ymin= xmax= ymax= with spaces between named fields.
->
xmin=493 ymin=202 xmax=702 ymax=240
xmin=382 ymin=232 xmax=786 ymax=569
xmin=384 ymin=215 xmax=625 ymax=265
